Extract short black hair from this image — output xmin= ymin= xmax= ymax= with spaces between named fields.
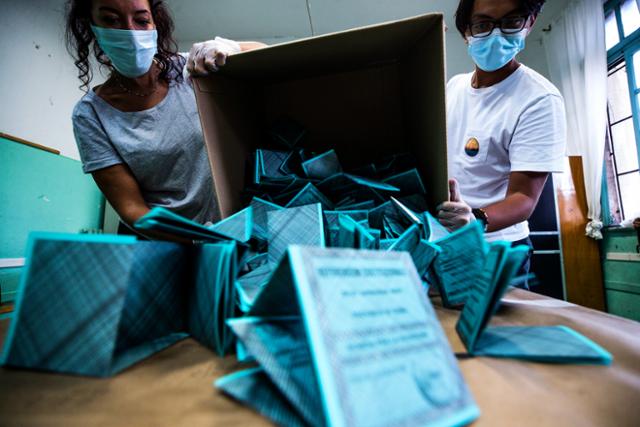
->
xmin=455 ymin=0 xmax=546 ymax=37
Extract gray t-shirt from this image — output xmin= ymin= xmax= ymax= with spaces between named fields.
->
xmin=71 ymin=76 xmax=218 ymax=224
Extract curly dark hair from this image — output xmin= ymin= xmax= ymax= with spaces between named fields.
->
xmin=455 ymin=0 xmax=546 ymax=37
xmin=65 ymin=0 xmax=185 ymax=91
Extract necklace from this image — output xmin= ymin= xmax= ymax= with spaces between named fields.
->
xmin=114 ymin=74 xmax=159 ymax=97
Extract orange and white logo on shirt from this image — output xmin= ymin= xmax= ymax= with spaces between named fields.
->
xmin=464 ymin=137 xmax=480 ymax=157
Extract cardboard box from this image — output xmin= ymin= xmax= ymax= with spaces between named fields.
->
xmin=193 ymin=13 xmax=448 ymax=219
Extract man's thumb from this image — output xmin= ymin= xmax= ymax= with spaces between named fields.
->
xmin=449 ymin=178 xmax=461 ymax=202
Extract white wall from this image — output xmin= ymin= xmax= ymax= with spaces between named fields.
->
xmin=0 ymin=0 xmax=567 ymax=160
xmin=168 ymin=0 xmax=475 ymax=79
xmin=0 ymin=0 xmax=106 ymax=160
xmin=168 ymin=0 xmax=570 ymax=82
xmin=518 ymin=0 xmax=572 ymax=79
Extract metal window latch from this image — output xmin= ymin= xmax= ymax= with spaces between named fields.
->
xmin=634 ymin=218 xmax=640 ymax=254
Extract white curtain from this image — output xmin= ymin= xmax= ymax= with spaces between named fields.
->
xmin=543 ymin=0 xmax=607 ymax=239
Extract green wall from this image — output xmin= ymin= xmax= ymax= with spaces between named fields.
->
xmin=601 ymin=227 xmax=640 ymax=322
xmin=0 ymin=137 xmax=104 ymax=302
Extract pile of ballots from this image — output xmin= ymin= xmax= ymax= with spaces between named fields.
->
xmin=140 ymin=121 xmax=609 ymax=425
xmin=1 ymin=232 xmax=239 ymax=376
xmin=1 ymin=120 xmax=611 ymax=425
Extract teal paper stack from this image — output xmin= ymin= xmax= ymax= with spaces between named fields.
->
xmin=1 ymin=232 xmax=237 ymax=376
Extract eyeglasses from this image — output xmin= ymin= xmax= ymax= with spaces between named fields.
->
xmin=469 ymin=15 xmax=529 ymax=38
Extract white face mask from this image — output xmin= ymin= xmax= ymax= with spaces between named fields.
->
xmin=91 ymin=25 xmax=158 ymax=78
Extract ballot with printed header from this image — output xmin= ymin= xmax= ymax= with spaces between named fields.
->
xmin=217 ymin=245 xmax=480 ymax=427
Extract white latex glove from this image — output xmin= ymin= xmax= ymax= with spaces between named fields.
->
xmin=187 ymin=37 xmax=241 ymax=75
xmin=436 ymin=178 xmax=474 ymax=231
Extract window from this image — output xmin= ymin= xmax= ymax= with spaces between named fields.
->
xmin=604 ymin=0 xmax=640 ymax=221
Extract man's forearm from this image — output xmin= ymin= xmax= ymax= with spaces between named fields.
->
xmin=483 ymin=192 xmax=538 ymax=233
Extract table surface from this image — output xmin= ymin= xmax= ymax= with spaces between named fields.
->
xmin=1 ymin=289 xmax=639 ymax=427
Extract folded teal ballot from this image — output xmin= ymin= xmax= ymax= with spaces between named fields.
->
xmin=250 ymin=197 xmax=284 ymax=241
xmin=134 ymin=206 xmax=232 ymax=242
xmin=390 ymin=196 xmax=423 ymax=226
xmin=455 ymin=242 xmax=612 ymax=364
xmin=208 ymin=207 xmax=253 ymax=243
xmin=256 ymin=149 xmax=290 ymax=180
xmin=324 ymin=210 xmax=369 ymax=228
xmin=280 ymin=148 xmax=307 ymax=175
xmin=215 ymin=367 xmax=307 ymax=427
xmin=236 ymin=264 xmax=272 ymax=312
xmin=267 ymin=203 xmax=325 ymax=266
xmin=301 ymin=149 xmax=343 ymax=180
xmin=368 ymin=200 xmax=403 ymax=231
xmin=384 ymin=214 xmax=407 ymax=238
xmin=336 ymin=214 xmax=378 ymax=249
xmin=317 ymin=173 xmax=400 ymax=197
xmin=189 ymin=242 xmax=238 ymax=356
xmin=433 ymin=221 xmax=488 ymax=307
xmin=383 ymin=223 xmax=440 ymax=284
xmin=243 ymin=252 xmax=268 ymax=271
xmin=388 ymin=223 xmax=421 ymax=252
xmin=286 ymin=183 xmax=334 ymax=210
xmin=1 ymin=233 xmax=238 ymax=377
xmin=223 ymin=246 xmax=479 ymax=427
xmin=422 ymin=211 xmax=450 ymax=242
xmin=335 ymin=199 xmax=376 ymax=210
xmin=226 ymin=316 xmax=325 ymax=426
xmin=472 ymin=326 xmax=613 ymax=363
xmin=383 ymin=168 xmax=427 ymax=196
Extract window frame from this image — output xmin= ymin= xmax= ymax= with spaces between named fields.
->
xmin=605 ymin=0 xmax=640 ymax=220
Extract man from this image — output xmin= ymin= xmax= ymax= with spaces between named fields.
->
xmin=437 ymin=0 xmax=566 ymax=286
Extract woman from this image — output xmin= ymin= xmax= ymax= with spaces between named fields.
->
xmin=436 ymin=0 xmax=566 ymax=286
xmin=66 ymin=0 xmax=265 ymax=231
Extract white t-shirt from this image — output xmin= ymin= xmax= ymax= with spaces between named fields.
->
xmin=446 ymin=64 xmax=566 ymax=242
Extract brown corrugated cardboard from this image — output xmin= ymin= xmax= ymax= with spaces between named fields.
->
xmin=193 ymin=13 xmax=448 ymax=219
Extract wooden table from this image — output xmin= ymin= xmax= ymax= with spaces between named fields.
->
xmin=1 ymin=289 xmax=639 ymax=426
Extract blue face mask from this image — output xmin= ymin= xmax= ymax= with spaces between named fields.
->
xmin=467 ymin=29 xmax=527 ymax=72
xmin=91 ymin=25 xmax=158 ymax=78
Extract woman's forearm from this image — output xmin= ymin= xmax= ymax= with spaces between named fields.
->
xmin=239 ymin=41 xmax=268 ymax=51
